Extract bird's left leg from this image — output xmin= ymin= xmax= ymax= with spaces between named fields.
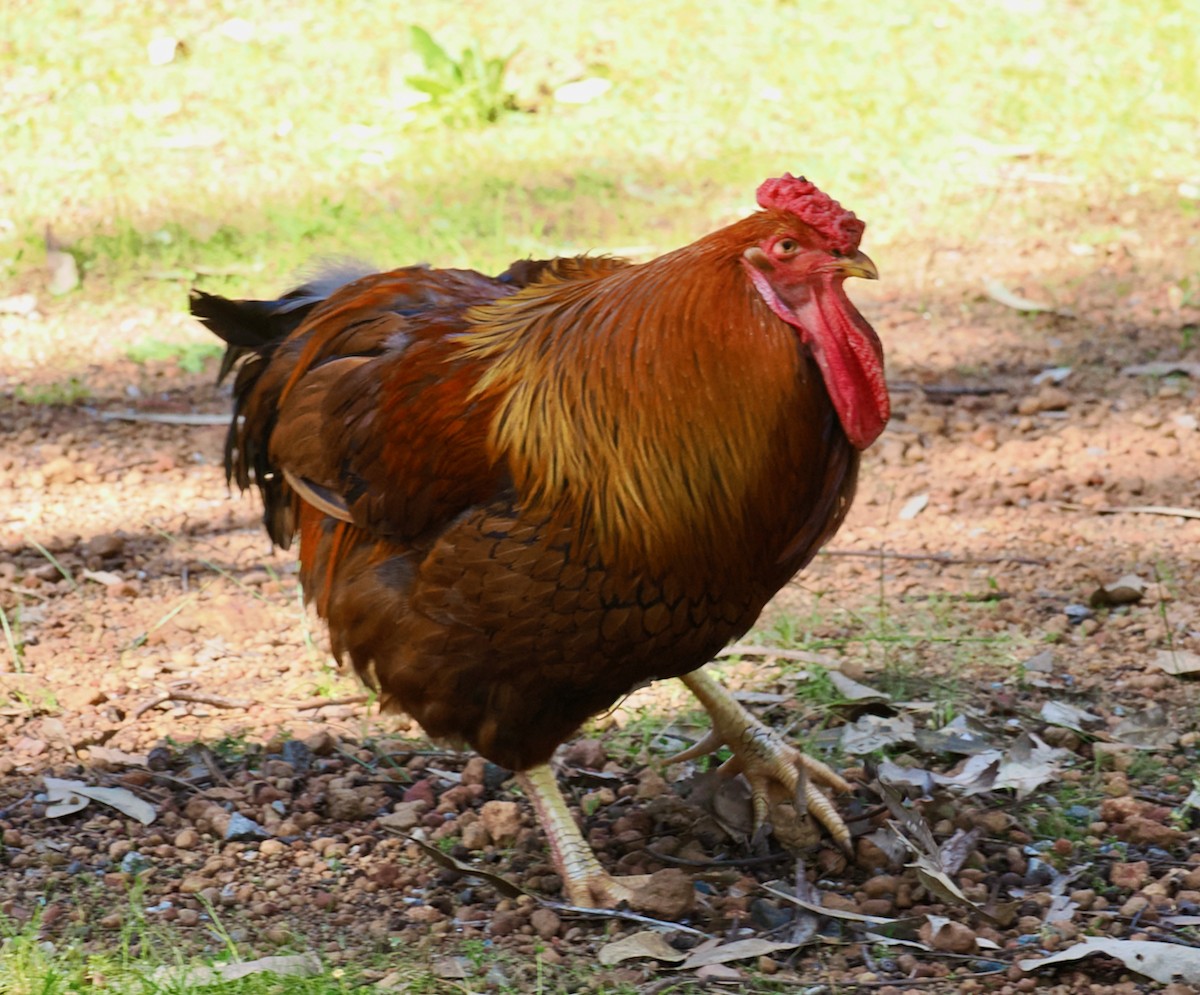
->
xmin=673 ymin=667 xmax=853 ymax=851
xmin=517 ymin=762 xmax=652 ymax=908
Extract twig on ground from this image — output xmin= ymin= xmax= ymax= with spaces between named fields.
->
xmin=0 ymin=793 xmax=33 ymax=819
xmin=288 ymin=693 xmax=372 ymax=711
xmin=133 ymin=689 xmax=254 ymax=719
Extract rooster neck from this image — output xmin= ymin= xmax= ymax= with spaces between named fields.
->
xmin=459 ymin=234 xmax=857 ymax=584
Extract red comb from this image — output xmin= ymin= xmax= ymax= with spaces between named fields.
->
xmin=756 ymin=173 xmax=865 ymax=254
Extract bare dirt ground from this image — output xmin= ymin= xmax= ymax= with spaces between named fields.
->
xmin=2 ymin=199 xmax=1199 ymax=993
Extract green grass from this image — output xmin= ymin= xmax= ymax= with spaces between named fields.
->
xmin=12 ymin=377 xmax=91 ymax=406
xmin=126 ymin=337 xmax=224 ymax=373
xmin=4 ymin=0 xmax=1197 ymax=309
xmin=0 ymin=910 xmax=362 ymax=995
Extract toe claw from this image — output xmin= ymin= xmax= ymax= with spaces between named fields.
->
xmin=663 ymin=728 xmax=726 ymax=765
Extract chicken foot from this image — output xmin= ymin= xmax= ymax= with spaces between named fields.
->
xmin=517 ymin=762 xmax=652 ymax=908
xmin=674 ymin=667 xmax=853 ymax=852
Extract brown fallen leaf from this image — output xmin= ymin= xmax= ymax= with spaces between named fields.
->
xmin=597 ymin=930 xmax=687 ymax=966
xmin=1020 ymin=937 xmax=1200 ymax=984
xmin=681 ymin=938 xmax=804 ymax=969
xmin=43 ymin=777 xmax=156 ymax=825
xmin=1153 ymin=649 xmax=1200 ymax=677
xmin=1090 ymin=573 xmax=1146 ymax=608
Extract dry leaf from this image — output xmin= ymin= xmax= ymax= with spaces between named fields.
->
xmin=937 ymin=734 xmax=1070 ymax=798
xmin=403 ymin=836 xmax=526 ymax=898
xmin=938 ymin=828 xmax=983 ymax=877
xmin=828 ymin=671 xmax=890 ymax=702
xmin=681 ymin=938 xmax=802 ymax=969
xmin=1040 ymin=700 xmax=1103 ymax=733
xmin=153 ymin=954 xmax=321 ymax=986
xmin=43 ymin=777 xmax=156 ymax=824
xmin=695 ymin=963 xmax=744 ymax=981
xmin=914 ymin=713 xmax=997 ymax=755
xmin=1153 ymin=649 xmax=1200 ymax=677
xmin=1112 ymin=704 xmax=1177 ymax=748
xmin=877 ymin=759 xmax=936 ymax=796
xmin=597 ymin=931 xmax=687 ymax=966
xmin=914 ymin=854 xmax=990 ymax=919
xmin=840 ymin=714 xmax=916 ymax=754
xmin=432 ymin=958 xmax=468 ymax=980
xmin=1020 ymin=937 xmax=1200 ymax=984
xmin=85 ymin=746 xmax=150 ymax=766
xmin=761 ymin=884 xmax=923 ymax=935
xmin=1090 ymin=574 xmax=1146 ymax=608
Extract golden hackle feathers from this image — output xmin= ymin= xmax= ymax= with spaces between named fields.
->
xmin=458 ymin=218 xmax=813 ymax=578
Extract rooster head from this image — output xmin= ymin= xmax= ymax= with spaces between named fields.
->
xmin=742 ymin=173 xmax=889 ymax=450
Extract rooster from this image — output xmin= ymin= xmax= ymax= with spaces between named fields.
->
xmin=191 ymin=174 xmax=888 ymax=909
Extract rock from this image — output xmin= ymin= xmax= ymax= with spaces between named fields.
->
xmin=635 ymin=768 xmax=668 ymax=800
xmin=176 ymin=908 xmax=200 ymax=927
xmin=173 ymin=828 xmax=199 ymax=850
xmin=460 ymin=821 xmax=490 ymax=851
xmin=482 ymin=762 xmax=511 ymax=790
xmin=303 ymin=730 xmax=338 ymax=756
xmin=628 ymin=868 xmax=694 ymax=919
xmin=862 ymin=874 xmax=900 ymax=899
xmin=563 ymin=739 xmax=607 ymax=769
xmin=1109 ymin=860 xmax=1150 ymax=891
xmin=180 ymin=874 xmax=211 ymax=894
xmin=923 ymin=919 xmax=977 ymax=954
xmin=224 ymin=813 xmax=270 ymax=842
xmin=42 ymin=456 xmax=80 ymax=485
xmin=281 ymin=739 xmax=313 ymax=771
xmin=83 ymin=533 xmax=124 ymax=559
xmin=402 ymin=779 xmax=435 ymax=807
xmin=460 ymin=756 xmax=487 ymax=786
xmin=490 ymin=909 xmax=525 ymax=936
xmin=380 ymin=801 xmax=428 ymax=832
xmin=327 ymin=788 xmax=371 ymax=821
xmin=529 ymin=908 xmax=561 ymax=939
xmin=479 ymin=801 xmax=522 ymax=846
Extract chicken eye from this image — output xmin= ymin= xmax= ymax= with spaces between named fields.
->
xmin=773 ymin=238 xmax=800 ymax=257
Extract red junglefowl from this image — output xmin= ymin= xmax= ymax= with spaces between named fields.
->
xmin=190 ymin=174 xmax=889 ymax=909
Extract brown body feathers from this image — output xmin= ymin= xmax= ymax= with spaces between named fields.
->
xmin=192 ymin=191 xmax=882 ymax=770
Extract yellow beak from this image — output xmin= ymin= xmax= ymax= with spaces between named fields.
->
xmin=837 ymin=251 xmax=878 ymax=280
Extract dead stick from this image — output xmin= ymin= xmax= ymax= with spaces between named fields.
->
xmin=133 ymin=689 xmax=253 ymax=718
xmin=288 ymin=693 xmax=372 ymax=711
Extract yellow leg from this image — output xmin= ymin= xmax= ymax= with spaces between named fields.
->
xmin=676 ymin=667 xmax=853 ymax=852
xmin=517 ymin=762 xmax=651 ymax=908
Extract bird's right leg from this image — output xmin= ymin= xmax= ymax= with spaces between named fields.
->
xmin=517 ymin=762 xmax=651 ymax=909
